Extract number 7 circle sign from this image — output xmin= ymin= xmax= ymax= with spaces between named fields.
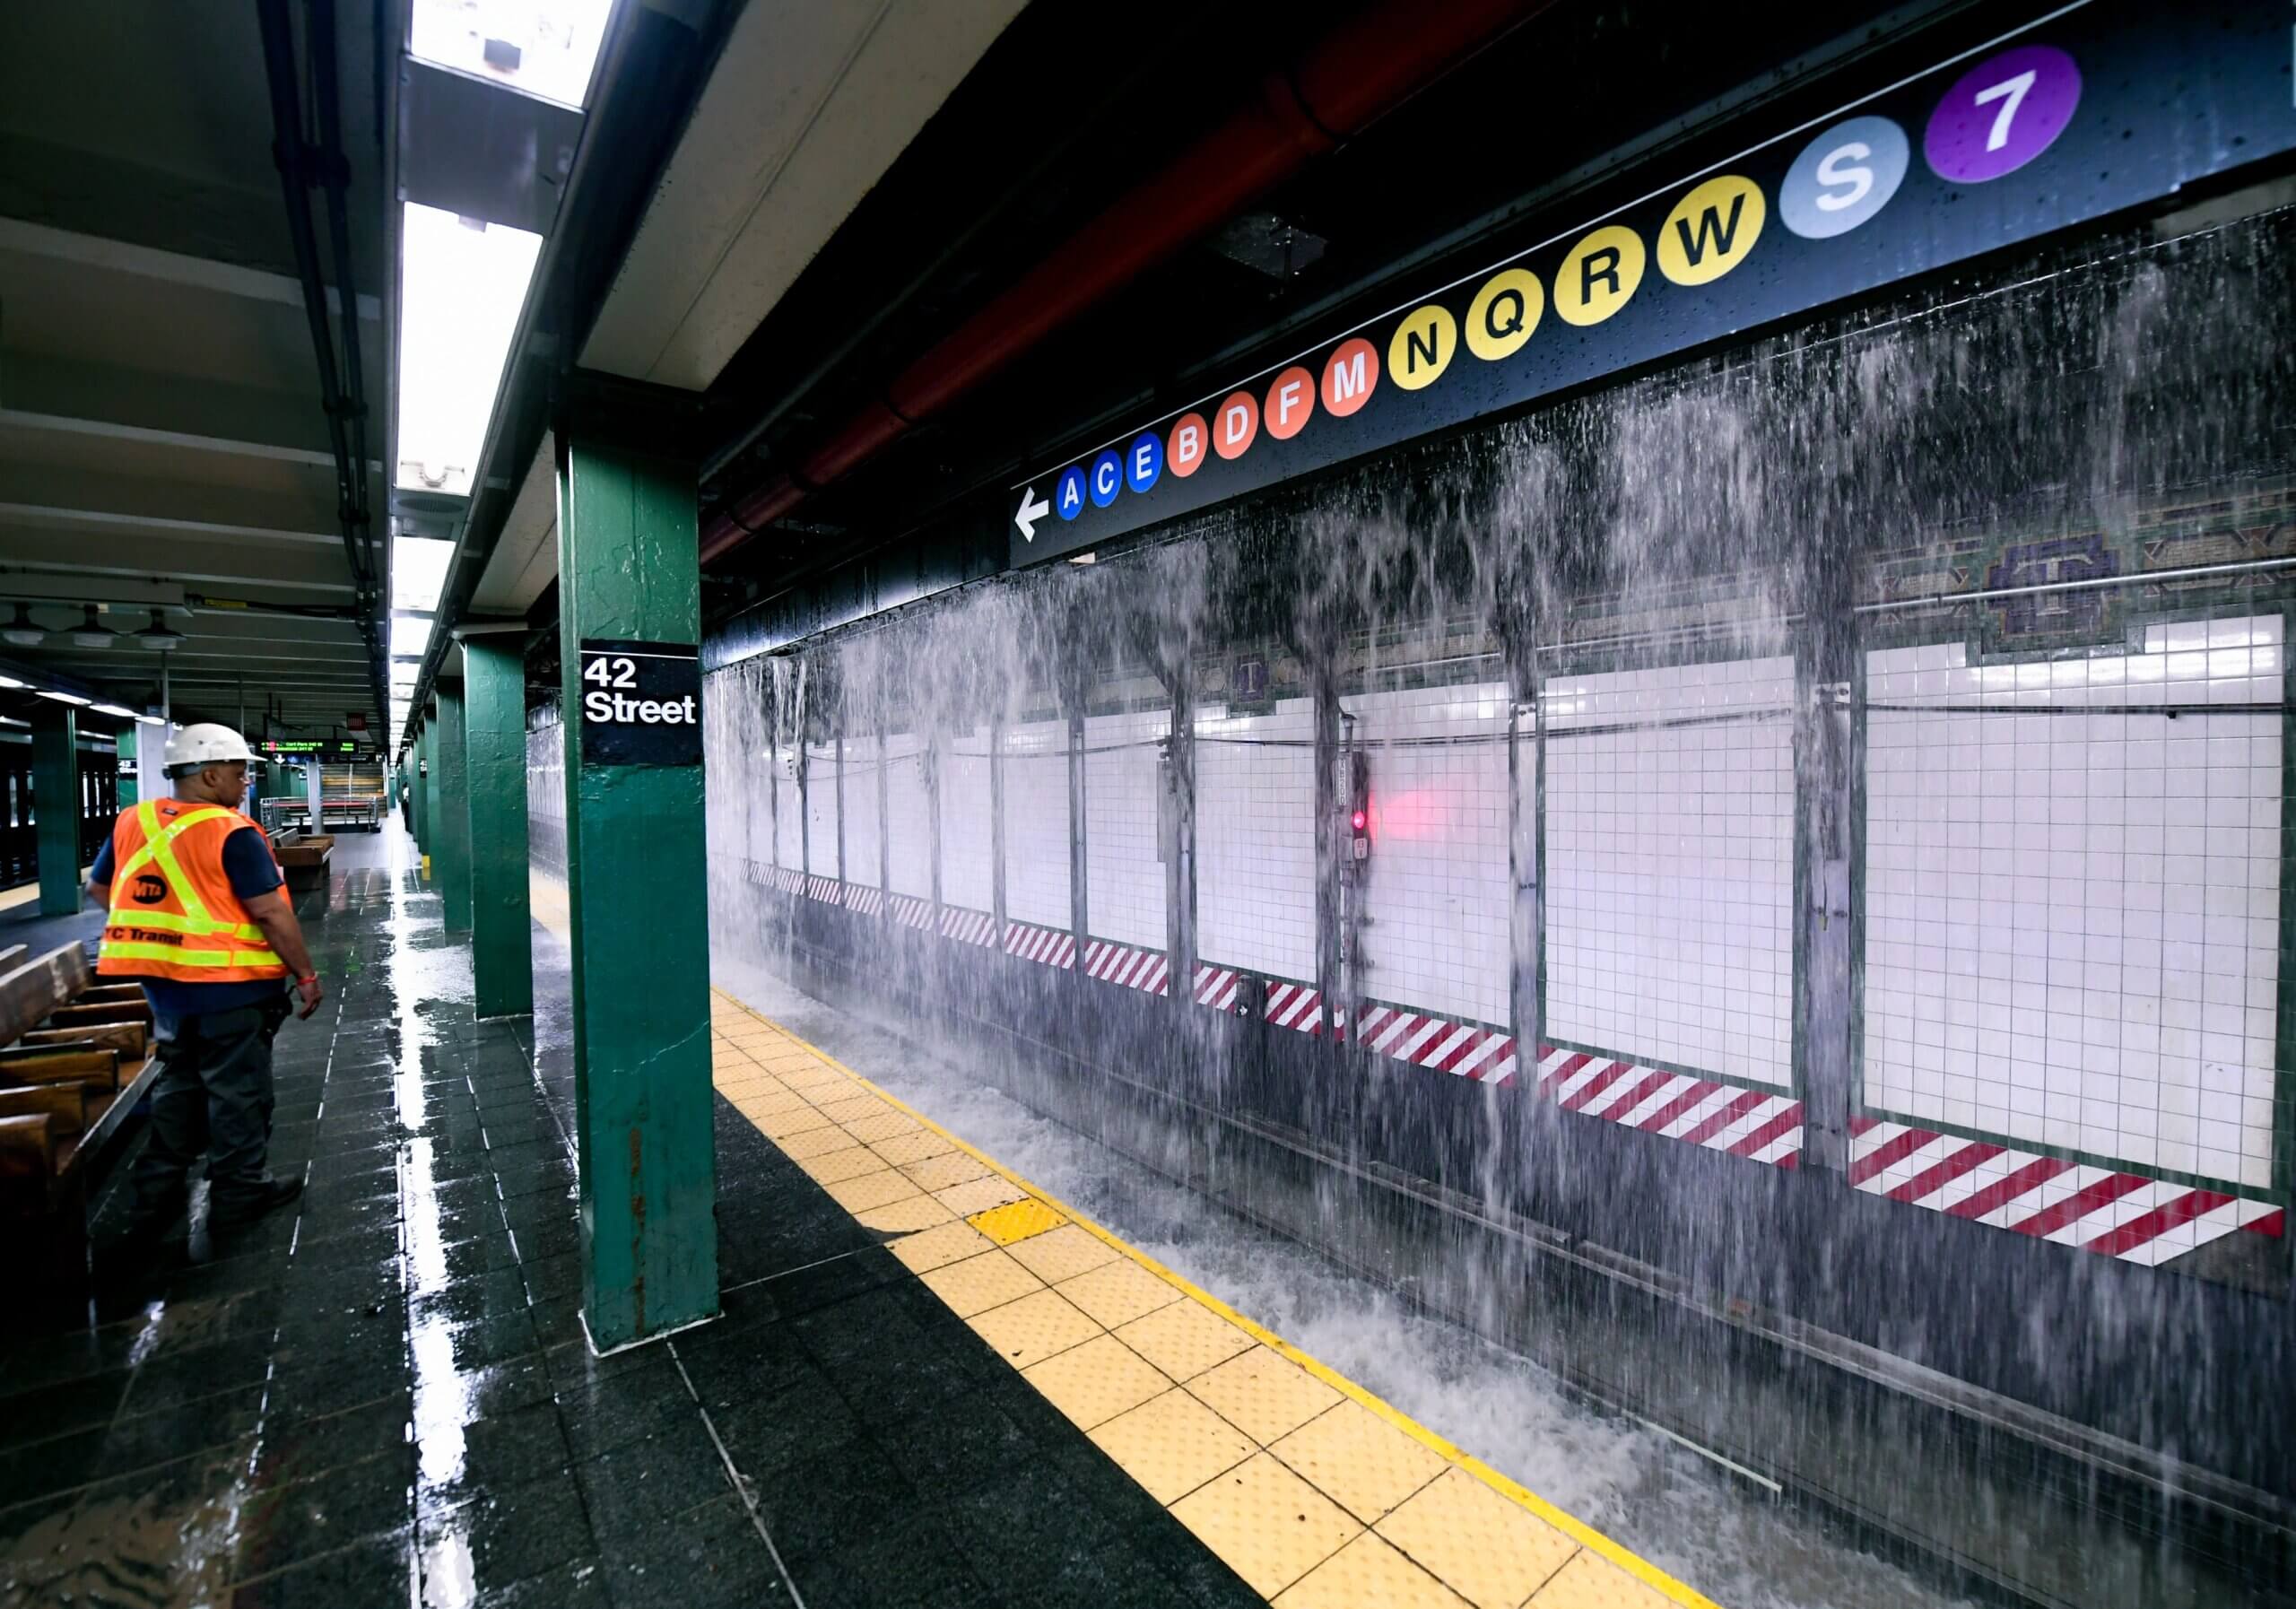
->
xmin=1925 ymin=44 xmax=2082 ymax=184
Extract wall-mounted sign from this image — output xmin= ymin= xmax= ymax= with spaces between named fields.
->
xmin=578 ymin=639 xmax=702 ymax=766
xmin=1007 ymin=0 xmax=2296 ymax=566
xmin=258 ymin=740 xmax=367 ymax=755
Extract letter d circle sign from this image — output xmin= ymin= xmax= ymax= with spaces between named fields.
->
xmin=578 ymin=639 xmax=703 ymax=766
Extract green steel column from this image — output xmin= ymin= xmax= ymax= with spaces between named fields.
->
xmin=32 ymin=705 xmax=79 ymax=916
xmin=436 ymin=680 xmax=474 ymax=932
xmin=422 ymin=719 xmax=441 ymax=865
xmin=463 ymin=636 xmax=534 ymax=1017
xmin=412 ymin=744 xmax=428 ymax=852
xmin=557 ymin=425 xmax=717 ymax=1350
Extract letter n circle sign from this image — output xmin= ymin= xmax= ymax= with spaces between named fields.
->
xmin=579 ymin=639 xmax=703 ymax=766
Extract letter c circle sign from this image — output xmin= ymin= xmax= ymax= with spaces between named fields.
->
xmin=1091 ymin=449 xmax=1122 ymax=508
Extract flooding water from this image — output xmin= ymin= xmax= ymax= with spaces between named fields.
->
xmin=711 ymin=951 xmax=1971 ymax=1609
xmin=690 ymin=204 xmax=2296 ymax=1608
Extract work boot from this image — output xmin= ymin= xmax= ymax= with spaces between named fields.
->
xmin=207 ymin=1178 xmax=305 ymax=1231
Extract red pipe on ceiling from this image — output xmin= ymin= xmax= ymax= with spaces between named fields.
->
xmin=700 ymin=0 xmax=1559 ymax=565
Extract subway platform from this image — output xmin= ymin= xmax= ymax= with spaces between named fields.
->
xmin=0 ymin=825 xmax=1705 ymax=1608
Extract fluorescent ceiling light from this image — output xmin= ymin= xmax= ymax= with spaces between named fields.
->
xmin=392 ymin=536 xmax=457 ymax=615
xmin=0 ymin=675 xmax=23 ymax=691
xmin=396 ymin=204 xmax=543 ymax=497
xmin=33 ymin=689 xmax=91 ymax=706
xmin=391 ymin=615 xmax=436 ymax=659
xmin=408 ymin=0 xmax=613 ymax=109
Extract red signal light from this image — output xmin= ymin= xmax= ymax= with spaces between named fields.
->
xmin=1351 ymin=809 xmax=1367 ymax=831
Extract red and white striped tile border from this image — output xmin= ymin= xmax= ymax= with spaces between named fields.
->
xmin=1845 ymin=1118 xmax=2283 ymax=1265
xmin=939 ymin=907 xmax=997 ymax=946
xmin=1004 ymin=922 xmax=1076 ymax=969
xmin=1355 ymin=1004 xmax=1517 ymax=1083
xmin=1083 ymin=940 xmax=1170 ymax=995
xmin=752 ymin=868 xmax=2283 ymax=1268
xmin=1535 ymin=1048 xmax=1805 ymax=1166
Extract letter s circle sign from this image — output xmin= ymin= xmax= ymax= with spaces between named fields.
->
xmin=578 ymin=639 xmax=703 ymax=766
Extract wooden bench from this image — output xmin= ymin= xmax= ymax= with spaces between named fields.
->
xmin=0 ymin=945 xmax=161 ymax=1297
xmin=272 ymin=831 xmax=335 ymax=894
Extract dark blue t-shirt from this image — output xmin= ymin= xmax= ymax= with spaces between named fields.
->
xmin=91 ymin=819 xmax=287 ymax=1020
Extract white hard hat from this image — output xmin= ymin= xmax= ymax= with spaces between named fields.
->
xmin=164 ymin=722 xmax=255 ymax=772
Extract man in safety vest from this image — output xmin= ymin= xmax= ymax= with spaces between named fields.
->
xmin=86 ymin=722 xmax=325 ymax=1237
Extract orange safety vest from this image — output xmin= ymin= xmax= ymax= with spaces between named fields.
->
xmin=97 ymin=800 xmax=287 ymax=984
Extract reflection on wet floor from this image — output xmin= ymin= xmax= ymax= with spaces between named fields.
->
xmin=0 ymin=830 xmax=616 ymax=1607
xmin=0 ymin=828 xmax=1292 ymax=1607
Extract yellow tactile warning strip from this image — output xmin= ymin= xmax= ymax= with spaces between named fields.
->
xmin=708 ymin=992 xmax=1721 ymax=1609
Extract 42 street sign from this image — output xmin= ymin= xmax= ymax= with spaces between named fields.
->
xmin=578 ymin=639 xmax=702 ymax=766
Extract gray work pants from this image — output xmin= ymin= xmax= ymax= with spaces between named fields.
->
xmin=130 ymin=993 xmax=293 ymax=1223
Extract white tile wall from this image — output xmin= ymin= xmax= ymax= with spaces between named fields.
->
xmin=884 ymin=734 xmax=932 ymax=898
xmin=1196 ymin=699 xmax=1317 ymax=981
xmin=1544 ymin=656 xmax=1796 ymax=1087
xmin=1864 ymin=616 xmax=2283 ymax=1187
xmin=1002 ymin=722 xmax=1072 ymax=929
xmin=1086 ymin=709 xmax=1169 ymax=949
xmin=1354 ymin=683 xmax=1514 ymax=1026
xmin=772 ymin=758 xmax=801 ymax=869
xmin=804 ymin=744 xmax=838 ymax=878
xmin=941 ymin=732 xmax=995 ymax=913
xmin=844 ymin=733 xmax=883 ymax=889
xmin=526 ymin=712 xmax=565 ymax=879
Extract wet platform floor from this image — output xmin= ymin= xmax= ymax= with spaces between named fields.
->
xmin=0 ymin=828 xmax=1704 ymax=1607
xmin=708 ymin=1001 xmax=1708 ymax=1609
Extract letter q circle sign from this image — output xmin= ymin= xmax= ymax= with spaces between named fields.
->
xmin=579 ymin=639 xmax=703 ymax=766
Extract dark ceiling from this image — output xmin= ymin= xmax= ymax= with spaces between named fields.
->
xmin=691 ymin=0 xmax=1996 ymax=611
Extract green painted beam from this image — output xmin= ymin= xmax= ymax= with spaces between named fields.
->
xmin=31 ymin=705 xmax=79 ymax=916
xmin=464 ymin=638 xmax=534 ymax=1018
xmin=436 ymin=682 xmax=474 ymax=932
xmin=557 ymin=430 xmax=718 ymax=1350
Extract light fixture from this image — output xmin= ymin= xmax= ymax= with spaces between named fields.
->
xmin=32 ymin=689 xmax=91 ymax=706
xmin=0 ymin=675 xmax=23 ymax=691
xmin=91 ymin=702 xmax=144 ymax=721
xmin=136 ymin=609 xmax=187 ymax=651
xmin=407 ymin=0 xmax=613 ymax=109
xmin=71 ymin=605 xmax=120 ymax=649
xmin=390 ymin=615 xmax=434 ymax=659
xmin=395 ymin=204 xmax=543 ymax=497
xmin=1 ymin=604 xmax=45 ymax=648
xmin=391 ymin=536 xmax=457 ymax=615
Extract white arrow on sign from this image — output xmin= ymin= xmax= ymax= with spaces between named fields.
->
xmin=1013 ymin=485 xmax=1050 ymax=542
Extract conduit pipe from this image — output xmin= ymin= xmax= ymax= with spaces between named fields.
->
xmin=257 ymin=0 xmax=387 ymax=725
xmin=699 ymin=0 xmax=1560 ymax=565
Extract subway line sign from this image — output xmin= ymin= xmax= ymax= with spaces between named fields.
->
xmin=1007 ymin=0 xmax=2296 ymax=565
